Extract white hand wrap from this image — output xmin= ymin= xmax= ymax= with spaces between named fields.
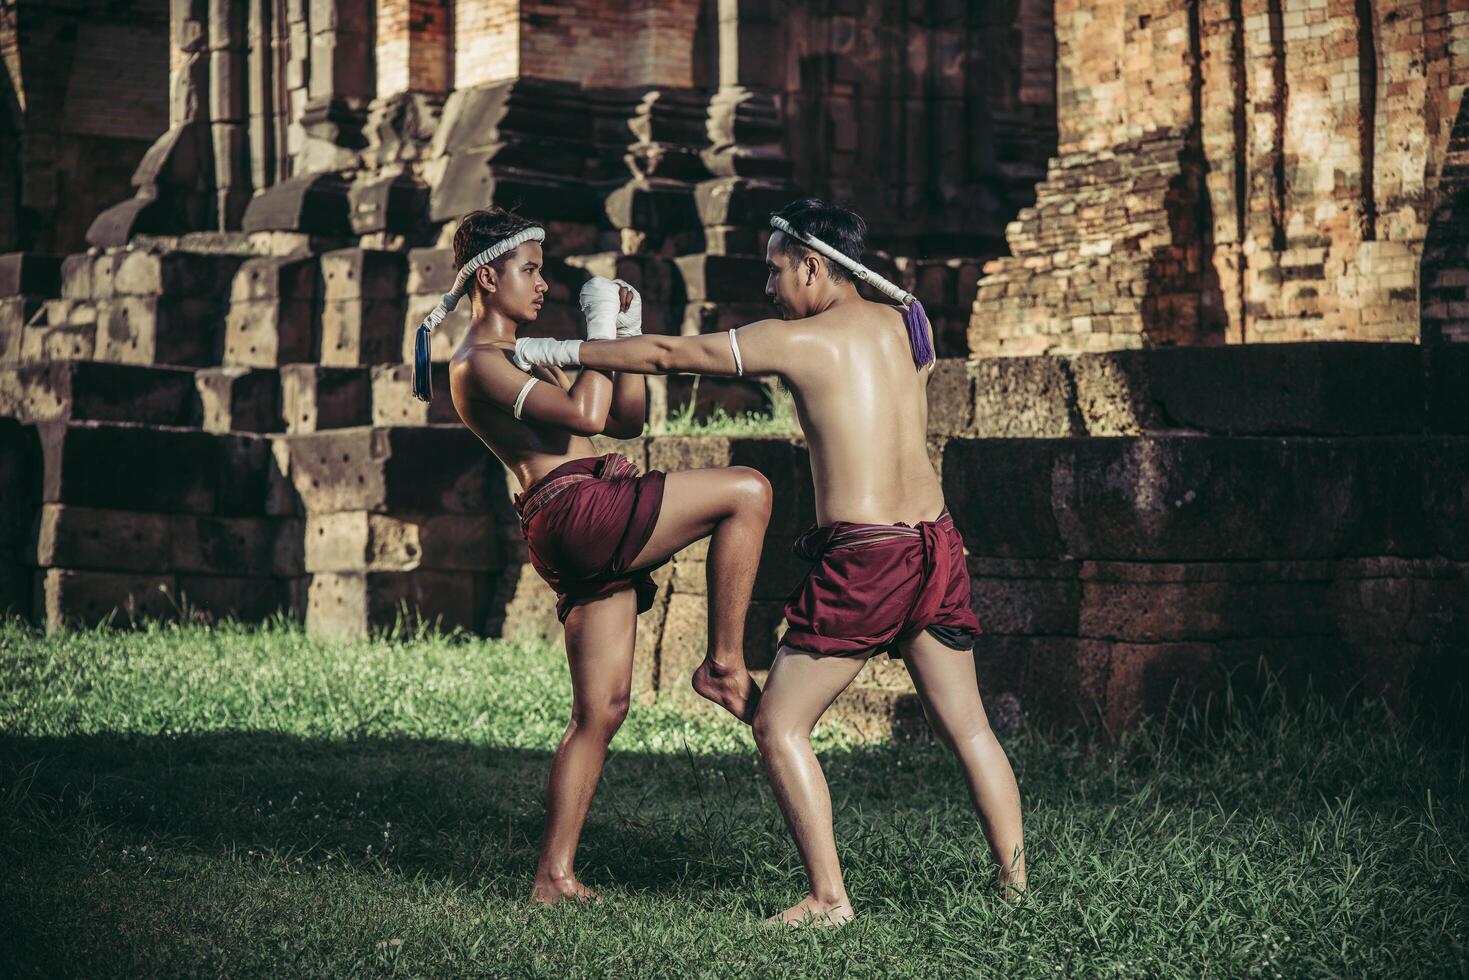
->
xmin=579 ymin=277 xmax=621 ymax=342
xmin=512 ymin=337 xmax=583 ymax=372
xmin=612 ymin=278 xmax=642 ymax=338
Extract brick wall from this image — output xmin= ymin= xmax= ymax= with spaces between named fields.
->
xmin=454 ymin=0 xmax=521 ymax=88
xmin=970 ymin=0 xmax=1469 ymax=355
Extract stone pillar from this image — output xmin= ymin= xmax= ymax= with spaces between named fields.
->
xmin=297 ymin=0 xmax=374 ymax=173
xmin=208 ymin=0 xmax=251 ymax=229
xmin=87 ymin=0 xmax=215 ymax=245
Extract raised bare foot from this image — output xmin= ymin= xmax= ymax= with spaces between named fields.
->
xmin=529 ymin=875 xmax=602 ymax=906
xmin=766 ymin=894 xmax=854 ymax=928
xmin=691 ymin=659 xmax=762 ymax=724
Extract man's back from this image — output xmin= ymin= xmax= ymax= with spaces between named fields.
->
xmin=777 ymin=299 xmax=945 ymax=528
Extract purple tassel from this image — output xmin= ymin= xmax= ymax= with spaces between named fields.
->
xmin=904 ymin=298 xmax=935 ymax=368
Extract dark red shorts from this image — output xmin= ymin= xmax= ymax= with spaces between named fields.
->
xmin=781 ymin=510 xmax=980 ymax=658
xmin=514 ymin=453 xmax=667 ymax=622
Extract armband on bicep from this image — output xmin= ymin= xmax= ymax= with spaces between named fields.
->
xmin=727 ymin=327 xmax=745 ymax=377
xmin=512 ymin=377 xmax=539 ymax=420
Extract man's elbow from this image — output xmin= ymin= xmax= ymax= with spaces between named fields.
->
xmin=648 ymin=337 xmax=682 ymax=374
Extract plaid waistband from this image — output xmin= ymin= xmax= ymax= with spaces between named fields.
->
xmin=821 ymin=509 xmax=955 ymax=550
xmin=515 ymin=453 xmax=641 ymax=524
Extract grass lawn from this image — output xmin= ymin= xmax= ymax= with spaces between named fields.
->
xmin=1 ymin=619 xmax=1465 ymax=978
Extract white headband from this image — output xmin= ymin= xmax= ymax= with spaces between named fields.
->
xmin=418 ymin=226 xmax=546 ymax=335
xmin=769 ymin=216 xmax=915 ymax=307
xmin=412 ymin=224 xmax=546 ymax=402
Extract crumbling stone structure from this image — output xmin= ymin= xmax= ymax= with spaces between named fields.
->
xmin=970 ymin=0 xmax=1469 ymax=354
xmin=0 ymin=0 xmax=1465 ymax=735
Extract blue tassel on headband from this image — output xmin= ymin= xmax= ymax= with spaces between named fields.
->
xmin=904 ymin=299 xmax=935 ymax=369
xmin=412 ymin=323 xmax=433 ymax=401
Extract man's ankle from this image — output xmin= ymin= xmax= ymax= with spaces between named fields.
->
xmin=701 ymin=654 xmax=745 ymax=675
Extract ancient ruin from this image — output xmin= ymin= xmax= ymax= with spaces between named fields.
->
xmin=1 ymin=0 xmax=1465 ymax=733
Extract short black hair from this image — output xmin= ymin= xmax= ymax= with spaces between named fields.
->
xmin=453 ymin=206 xmax=539 ymax=275
xmin=771 ymin=197 xmax=866 ymax=284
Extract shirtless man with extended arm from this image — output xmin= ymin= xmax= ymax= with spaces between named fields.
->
xmin=509 ymin=197 xmax=1027 ymax=925
xmin=419 ymin=207 xmax=769 ymax=905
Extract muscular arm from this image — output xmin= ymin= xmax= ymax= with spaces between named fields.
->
xmin=461 ymin=347 xmax=615 ymax=435
xmin=572 ymin=320 xmax=824 ymax=380
xmin=603 ymin=371 xmax=647 ymax=439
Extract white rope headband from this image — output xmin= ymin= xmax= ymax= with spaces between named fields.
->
xmin=412 ymin=225 xmax=546 ymax=401
xmin=769 ymin=215 xmax=934 ymax=368
xmin=769 ymin=216 xmax=914 ymax=307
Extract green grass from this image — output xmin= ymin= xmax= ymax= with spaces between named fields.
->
xmin=1 ymin=619 xmax=1465 ymax=978
xmin=652 ymin=380 xmax=800 ymax=437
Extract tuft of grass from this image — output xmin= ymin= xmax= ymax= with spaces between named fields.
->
xmin=1 ymin=618 xmax=1466 ymax=978
xmin=652 ymin=379 xmax=800 ymax=437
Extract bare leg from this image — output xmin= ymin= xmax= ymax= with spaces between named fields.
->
xmin=530 ymin=590 xmax=637 ymax=905
xmin=899 ymin=631 xmax=1027 ymax=896
xmin=629 ymin=466 xmax=772 ymax=723
xmin=751 ymin=645 xmax=871 ymax=926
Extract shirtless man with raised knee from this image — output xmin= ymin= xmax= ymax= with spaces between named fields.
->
xmin=412 ymin=207 xmax=767 ymax=905
xmin=510 ymin=197 xmax=1027 ymax=925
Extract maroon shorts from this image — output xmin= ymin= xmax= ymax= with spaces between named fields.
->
xmin=781 ymin=510 xmax=980 ymax=658
xmin=513 ymin=453 xmax=667 ymax=622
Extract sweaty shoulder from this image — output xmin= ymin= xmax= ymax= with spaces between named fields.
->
xmin=451 ymin=343 xmax=524 ymax=407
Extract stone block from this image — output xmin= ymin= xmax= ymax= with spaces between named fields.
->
xmin=0 ymin=420 xmax=41 ymax=550
xmin=967 ymin=559 xmax=1082 ymax=635
xmin=280 ymin=364 xmax=371 ymax=433
xmin=406 ymin=248 xmax=457 ymax=294
xmin=286 ymin=427 xmax=508 ymax=515
xmin=31 ymin=505 xmax=172 ymax=573
xmin=195 ymin=367 xmax=283 ymax=432
xmin=241 ymin=172 xmax=352 ymax=236
xmin=39 ymin=422 xmax=273 ymax=517
xmin=171 ymin=514 xmax=296 ymax=576
xmin=927 ymin=358 xmax=974 ymax=435
xmin=0 ymin=550 xmax=29 ymax=618
xmin=60 ymin=253 xmax=92 ymax=300
xmin=486 ymin=558 xmax=563 ymax=643
xmin=370 ymin=364 xmax=457 ymax=427
xmin=305 ymin=570 xmax=496 ymax=639
xmin=1071 ymin=344 xmax=1426 ymax=436
xmin=663 ymin=375 xmax=771 ymax=420
xmin=22 ymin=324 xmax=95 ymax=362
xmin=36 ymin=568 xmax=178 ymax=632
xmin=176 ymin=574 xmax=290 ymax=623
xmin=973 ymin=636 xmax=1112 ymax=731
xmin=1427 ymin=345 xmax=1469 ymax=434
xmin=304 ymin=512 xmax=502 ymax=572
xmin=674 ymin=254 xmax=768 ymax=302
xmin=971 ymin=356 xmax=1081 ymax=437
xmin=223 ymin=256 xmax=320 ymax=367
xmin=320 ymin=298 xmax=407 ymax=366
xmin=646 ymin=436 xmax=814 ymax=535
xmin=224 ymin=298 xmax=319 ymax=367
xmin=1103 ymin=641 xmax=1225 ymax=733
xmin=112 ymin=251 xmax=243 ymax=298
xmin=320 ymin=248 xmax=408 ymax=302
xmin=402 ymin=293 xmax=470 ymax=362
xmin=0 ymin=363 xmax=200 ymax=425
xmin=944 ymin=436 xmax=1446 ymax=562
xmin=678 ymin=302 xmax=772 ymax=336
xmin=0 ymin=253 xmax=61 ymax=297
xmin=95 ymin=296 xmax=225 ymax=366
xmin=0 ymin=297 xmax=39 ymax=363
xmin=654 ymin=593 xmax=787 ymax=690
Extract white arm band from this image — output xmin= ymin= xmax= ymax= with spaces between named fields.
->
xmin=728 ymin=328 xmax=745 ymax=377
xmin=512 ymin=377 xmax=539 ymax=420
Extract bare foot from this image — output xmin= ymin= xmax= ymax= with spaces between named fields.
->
xmin=765 ymin=894 xmax=854 ymax=927
xmin=691 ymin=659 xmax=762 ymax=724
xmin=529 ymin=875 xmax=601 ymax=906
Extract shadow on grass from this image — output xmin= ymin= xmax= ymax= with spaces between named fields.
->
xmin=0 ymin=730 xmax=788 ymax=897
